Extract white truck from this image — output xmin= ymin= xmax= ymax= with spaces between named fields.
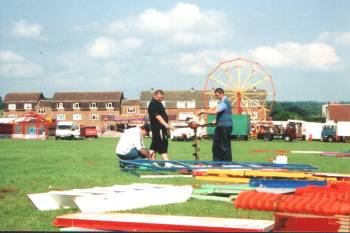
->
xmin=321 ymin=121 xmax=350 ymax=143
xmin=336 ymin=121 xmax=350 ymax=143
xmin=301 ymin=122 xmax=323 ymax=140
xmin=55 ymin=121 xmax=81 ymax=140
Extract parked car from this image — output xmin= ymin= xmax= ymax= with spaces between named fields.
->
xmin=55 ymin=121 xmax=81 ymax=140
xmin=81 ymin=125 xmax=98 ymax=138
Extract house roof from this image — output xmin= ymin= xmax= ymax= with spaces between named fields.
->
xmin=36 ymin=100 xmax=52 ymax=108
xmin=122 ymin=100 xmax=140 ymax=106
xmin=4 ymin=92 xmax=44 ymax=102
xmin=52 ymin=91 xmax=123 ymax=102
xmin=328 ymin=104 xmax=350 ymax=121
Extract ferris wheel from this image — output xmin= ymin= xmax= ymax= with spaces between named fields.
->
xmin=203 ymin=58 xmax=275 ymax=118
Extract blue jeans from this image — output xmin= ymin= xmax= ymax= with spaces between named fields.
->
xmin=117 ymin=148 xmax=146 ymax=160
xmin=212 ymin=126 xmax=233 ymax=162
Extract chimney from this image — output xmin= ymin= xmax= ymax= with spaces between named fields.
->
xmin=150 ymin=88 xmax=154 ymax=93
xmin=190 ymin=87 xmax=195 ymax=93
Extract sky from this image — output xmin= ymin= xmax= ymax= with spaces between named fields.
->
xmin=0 ymin=0 xmax=349 ymax=101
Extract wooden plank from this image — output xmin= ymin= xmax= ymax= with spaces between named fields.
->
xmin=28 ymin=183 xmax=183 ymax=211
xmin=192 ymin=188 xmax=214 ymax=195
xmin=190 ymin=194 xmax=233 ymax=202
xmin=195 ymin=176 xmax=249 ymax=183
xmin=27 ymin=193 xmax=60 ymax=211
xmin=249 ymin=179 xmax=327 ymax=188
xmin=139 ymin=174 xmax=192 ymax=178
xmin=54 ymin=212 xmax=275 ymax=232
xmin=244 ymin=170 xmax=311 ymax=179
xmin=74 ymin=185 xmax=193 ymax=213
xmin=205 ymin=169 xmax=319 ymax=179
xmin=256 ymin=187 xmax=295 ymax=194
xmin=201 ymin=184 xmax=253 ymax=190
xmin=274 ymin=212 xmax=342 ymax=232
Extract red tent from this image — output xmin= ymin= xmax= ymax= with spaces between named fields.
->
xmin=12 ymin=112 xmax=51 ymax=140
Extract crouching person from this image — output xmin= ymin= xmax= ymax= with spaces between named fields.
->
xmin=116 ymin=124 xmax=153 ymax=160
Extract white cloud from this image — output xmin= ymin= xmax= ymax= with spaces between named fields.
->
xmin=135 ymin=2 xmax=230 ymax=45
xmin=317 ymin=31 xmax=350 ymax=47
xmin=171 ymin=50 xmax=238 ymax=75
xmin=0 ymin=50 xmax=43 ymax=77
xmin=86 ymin=36 xmax=143 ymax=59
xmin=248 ymin=42 xmax=340 ymax=70
xmin=11 ymin=20 xmax=43 ymax=39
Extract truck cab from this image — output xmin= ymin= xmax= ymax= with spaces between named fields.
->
xmin=321 ymin=124 xmax=336 ymax=142
xmin=55 ymin=121 xmax=81 ymax=140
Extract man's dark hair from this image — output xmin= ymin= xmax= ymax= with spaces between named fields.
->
xmin=154 ymin=89 xmax=164 ymax=95
xmin=214 ymin=88 xmax=224 ymax=94
xmin=140 ymin=123 xmax=151 ymax=135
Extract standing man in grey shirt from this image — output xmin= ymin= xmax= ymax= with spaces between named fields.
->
xmin=198 ymin=88 xmax=233 ymax=161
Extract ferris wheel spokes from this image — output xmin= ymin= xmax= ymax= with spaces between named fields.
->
xmin=222 ymin=68 xmax=237 ymax=90
xmin=208 ymin=75 xmax=230 ymax=89
xmin=243 ymin=75 xmax=271 ymax=92
xmin=241 ymin=66 xmax=256 ymax=91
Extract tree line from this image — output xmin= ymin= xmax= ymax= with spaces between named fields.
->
xmin=268 ymin=101 xmax=326 ymax=122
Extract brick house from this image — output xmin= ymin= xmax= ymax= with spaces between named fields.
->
xmin=51 ymin=91 xmax=124 ymax=132
xmin=139 ymin=89 xmax=268 ymax=123
xmin=3 ymin=92 xmax=45 ymax=118
xmin=35 ymin=99 xmax=53 ymax=118
xmin=322 ymin=103 xmax=350 ymax=122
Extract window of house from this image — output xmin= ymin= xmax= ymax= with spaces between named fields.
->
xmin=251 ymin=111 xmax=258 ymax=120
xmin=57 ymin=102 xmax=64 ymax=109
xmin=73 ymin=102 xmax=80 ymax=109
xmin=90 ymin=102 xmax=97 ymax=109
xmin=209 ymin=100 xmax=217 ymax=108
xmin=37 ymin=108 xmax=46 ymax=114
xmin=56 ymin=114 xmax=65 ymax=120
xmin=177 ymin=101 xmax=186 ymax=108
xmin=73 ymin=114 xmax=81 ymax=121
xmin=8 ymin=104 xmax=16 ymax=110
xmin=177 ymin=100 xmax=195 ymax=108
xmin=241 ymin=100 xmax=249 ymax=107
xmin=106 ymin=102 xmax=113 ymax=109
xmin=251 ymin=100 xmax=259 ymax=107
xmin=127 ymin=107 xmax=136 ymax=114
xmin=186 ymin=100 xmax=195 ymax=108
xmin=90 ymin=114 xmax=99 ymax=120
xmin=24 ymin=103 xmax=32 ymax=110
xmin=8 ymin=114 xmax=17 ymax=118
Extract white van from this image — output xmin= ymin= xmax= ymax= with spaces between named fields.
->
xmin=55 ymin=121 xmax=81 ymax=140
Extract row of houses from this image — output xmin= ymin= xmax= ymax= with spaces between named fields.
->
xmin=2 ymin=89 xmax=268 ymax=133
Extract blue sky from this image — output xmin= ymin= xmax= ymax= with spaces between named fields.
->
xmin=0 ymin=0 xmax=349 ymax=101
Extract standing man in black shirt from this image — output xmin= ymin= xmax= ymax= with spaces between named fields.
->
xmin=148 ymin=90 xmax=171 ymax=160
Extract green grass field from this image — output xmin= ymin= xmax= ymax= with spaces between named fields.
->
xmin=0 ymin=137 xmax=349 ymax=230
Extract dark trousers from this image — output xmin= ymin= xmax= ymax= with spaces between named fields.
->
xmin=212 ymin=126 xmax=232 ymax=162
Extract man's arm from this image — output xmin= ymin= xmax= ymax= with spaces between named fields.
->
xmin=139 ymin=148 xmax=152 ymax=158
xmin=155 ymin=115 xmax=172 ymax=129
xmin=198 ymin=107 xmax=218 ymax=115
